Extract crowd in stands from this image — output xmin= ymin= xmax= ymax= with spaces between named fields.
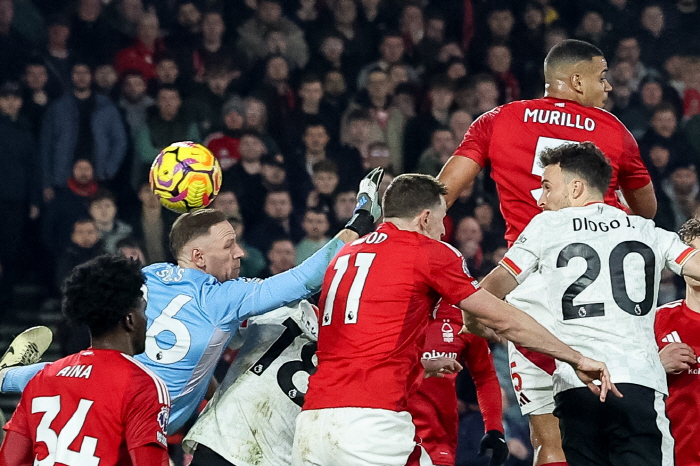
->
xmin=1 ymin=0 xmax=700 ymax=463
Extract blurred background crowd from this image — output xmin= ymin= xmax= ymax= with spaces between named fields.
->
xmin=1 ymin=0 xmax=700 ymax=463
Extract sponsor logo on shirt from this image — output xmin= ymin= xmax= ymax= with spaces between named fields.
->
xmin=423 ymin=350 xmax=458 ymax=360
xmin=156 ymin=266 xmax=184 ymax=282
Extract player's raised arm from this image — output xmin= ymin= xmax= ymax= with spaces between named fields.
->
xmin=437 ymin=156 xmax=482 ymax=208
xmin=214 ymin=168 xmax=385 ymax=322
xmin=620 ymin=182 xmax=657 ymax=219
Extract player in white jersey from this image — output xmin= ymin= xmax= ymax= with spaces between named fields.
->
xmin=183 ymin=300 xmax=319 ymax=466
xmin=477 ymin=142 xmax=700 ymax=466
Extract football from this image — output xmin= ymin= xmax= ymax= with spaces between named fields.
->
xmin=149 ymin=141 xmax=223 ymax=213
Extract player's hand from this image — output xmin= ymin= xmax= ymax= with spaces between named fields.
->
xmin=573 ymin=356 xmax=623 ymax=402
xmin=421 ymin=357 xmax=463 ymax=378
xmin=356 ymin=167 xmax=384 ymax=222
xmin=659 ymin=343 xmax=696 ymax=374
xmin=478 ymin=430 xmax=509 ymax=466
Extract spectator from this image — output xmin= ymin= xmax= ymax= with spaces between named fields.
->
xmin=42 ymin=14 xmax=77 ymax=98
xmin=295 ymin=209 xmax=331 ymax=264
xmin=682 ymin=56 xmax=700 ymax=119
xmin=573 ymin=10 xmax=607 ymax=51
xmin=357 ymin=31 xmax=418 ymax=90
xmin=237 ymin=0 xmax=309 ymax=70
xmin=131 ymin=183 xmax=176 ymax=264
xmin=104 ymin=0 xmax=144 ymax=47
xmin=227 ymin=214 xmax=266 ymax=278
xmin=337 ymin=109 xmax=374 ymax=185
xmin=416 ymin=11 xmax=447 ymax=73
xmin=342 ymin=69 xmax=406 ymax=166
xmin=286 ymin=73 xmax=338 ymax=152
xmin=243 ymin=95 xmax=281 ymax=155
xmin=260 ymin=238 xmax=296 ymax=278
xmin=638 ymin=103 xmax=697 ymax=166
xmin=93 ymin=63 xmax=119 ymax=99
xmin=204 ymin=95 xmax=245 ymax=171
xmin=449 ymin=109 xmax=473 ymax=141
xmin=133 ymin=85 xmax=200 ymax=189
xmin=115 ymin=236 xmax=147 ymax=265
xmin=69 ymin=0 xmax=118 ymax=67
xmin=403 ymin=76 xmax=455 ymax=171
xmin=114 ymin=13 xmax=167 ymax=82
xmin=54 ymin=218 xmax=104 ymax=290
xmin=252 ymin=54 xmax=295 ymax=146
xmin=247 ymin=189 xmax=303 ymax=252
xmin=637 ymin=4 xmax=673 ymax=72
xmin=306 ymin=159 xmax=340 ymax=215
xmin=211 ymin=189 xmax=241 ymax=218
xmin=511 ymin=3 xmax=546 ymax=99
xmin=226 ymin=130 xmax=268 ymax=227
xmin=118 ymin=71 xmax=154 ymax=139
xmin=188 ymin=63 xmax=239 ymax=135
xmin=471 ymin=74 xmax=501 ymax=116
xmin=189 ymin=10 xmax=245 ymax=84
xmin=307 ymin=33 xmax=354 ymax=91
xmin=0 ymin=0 xmax=29 ymax=84
xmin=0 ymin=81 xmax=39 ymax=313
xmin=486 ymin=44 xmax=520 ymax=104
xmin=468 ymin=6 xmax=515 ymax=74
xmin=452 ymin=216 xmax=485 ymax=278
xmin=416 ymin=126 xmax=457 ymax=177
xmin=261 ymin=153 xmax=288 ymax=192
xmin=330 ymin=188 xmax=357 ymax=234
xmin=614 ymin=36 xmax=659 ymax=91
xmin=365 ymin=141 xmax=393 ymax=171
xmin=88 ymin=189 xmax=133 ymax=253
xmin=661 ymin=161 xmax=699 ymax=232
xmin=150 ymin=55 xmax=182 ymax=95
xmin=21 ymin=59 xmax=50 ymax=137
xmin=40 ymin=62 xmax=128 ymax=200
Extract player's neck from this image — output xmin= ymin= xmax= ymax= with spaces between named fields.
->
xmin=91 ymin=333 xmax=136 ymax=356
xmin=685 ymin=284 xmax=700 ymax=314
xmin=544 ymin=84 xmax=584 ymax=105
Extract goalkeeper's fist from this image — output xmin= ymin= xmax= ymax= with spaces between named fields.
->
xmin=345 ymin=167 xmax=384 ymax=237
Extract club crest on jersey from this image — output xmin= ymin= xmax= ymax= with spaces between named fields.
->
xmin=442 ymin=320 xmax=454 ymax=343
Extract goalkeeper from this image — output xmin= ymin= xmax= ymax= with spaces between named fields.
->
xmin=0 ymin=168 xmax=385 ymax=434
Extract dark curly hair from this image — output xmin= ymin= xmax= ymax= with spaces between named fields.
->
xmin=679 ymin=218 xmax=700 ymax=245
xmin=62 ymin=254 xmax=145 ymax=338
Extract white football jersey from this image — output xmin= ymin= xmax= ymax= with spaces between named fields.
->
xmin=183 ymin=300 xmax=318 ymax=466
xmin=501 ymin=203 xmax=697 ymax=395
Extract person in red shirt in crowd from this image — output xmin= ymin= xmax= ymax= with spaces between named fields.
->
xmin=0 ymin=255 xmax=171 ymax=466
xmin=408 ymin=300 xmax=507 ymax=466
xmin=437 ymin=39 xmax=657 ymax=466
xmin=292 ymin=173 xmax=616 ymax=466
xmin=114 ymin=13 xmax=167 ymax=82
xmin=204 ymin=95 xmax=245 ymax=171
xmin=655 ymin=217 xmax=700 ymax=466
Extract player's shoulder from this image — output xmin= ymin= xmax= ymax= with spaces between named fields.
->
xmin=120 ymin=353 xmax=171 ymax=405
xmin=656 ymin=299 xmax=685 ymax=316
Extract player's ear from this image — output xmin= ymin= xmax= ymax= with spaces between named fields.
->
xmin=417 ymin=209 xmax=430 ymax=231
xmin=570 ymin=72 xmax=583 ymax=94
xmin=123 ymin=312 xmax=136 ymax=332
xmin=191 ymin=247 xmax=205 ymax=268
xmin=571 ymin=179 xmax=585 ymax=199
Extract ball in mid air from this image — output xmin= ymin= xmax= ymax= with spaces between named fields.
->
xmin=149 ymin=142 xmax=222 ymax=213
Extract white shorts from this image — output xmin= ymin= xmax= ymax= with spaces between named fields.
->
xmin=292 ymin=407 xmax=433 ymax=466
xmin=505 ymin=273 xmax=555 ymax=416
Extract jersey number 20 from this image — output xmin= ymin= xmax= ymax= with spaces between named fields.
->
xmin=557 ymin=241 xmax=655 ymax=319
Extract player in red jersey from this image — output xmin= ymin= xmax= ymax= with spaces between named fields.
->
xmin=655 ymin=218 xmax=700 ymax=466
xmin=408 ymin=300 xmax=507 ymax=466
xmin=0 ymin=255 xmax=171 ymax=466
xmin=437 ymin=39 xmax=657 ymax=466
xmin=292 ymin=173 xmax=617 ymax=466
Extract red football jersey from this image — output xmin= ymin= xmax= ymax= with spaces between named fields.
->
xmin=654 ymin=300 xmax=700 ymax=466
xmin=4 ymin=349 xmax=170 ymax=466
xmin=304 ymin=223 xmax=481 ymax=412
xmin=454 ymin=97 xmax=651 ymax=244
xmin=408 ymin=301 xmax=503 ymax=466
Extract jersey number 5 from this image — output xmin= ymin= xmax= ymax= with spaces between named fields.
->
xmin=32 ymin=395 xmax=100 ymax=466
xmin=321 ymin=253 xmax=376 ymax=326
xmin=557 ymin=241 xmax=655 ymax=319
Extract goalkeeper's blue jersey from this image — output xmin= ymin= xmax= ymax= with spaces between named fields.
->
xmin=135 ymin=238 xmax=344 ymax=433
